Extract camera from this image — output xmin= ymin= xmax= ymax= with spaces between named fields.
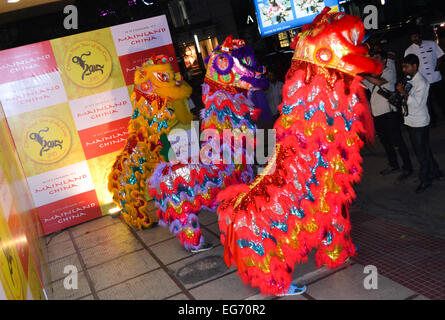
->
xmin=376 ymin=76 xmax=411 ymax=116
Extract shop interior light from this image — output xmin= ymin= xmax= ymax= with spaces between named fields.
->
xmin=441 ymin=23 xmax=445 ymax=27
xmin=7 ymin=0 xmax=20 ymax=3
xmin=194 ymin=34 xmax=201 ymax=53
xmin=380 ymin=0 xmax=386 ymax=5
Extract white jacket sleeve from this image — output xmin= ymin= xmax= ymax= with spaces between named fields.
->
xmin=433 ymin=42 xmax=445 ymax=59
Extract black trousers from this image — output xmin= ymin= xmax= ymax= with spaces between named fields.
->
xmin=374 ymin=112 xmax=412 ymax=171
xmin=428 ymin=80 xmax=445 ymax=125
xmin=406 ymin=125 xmax=441 ymax=184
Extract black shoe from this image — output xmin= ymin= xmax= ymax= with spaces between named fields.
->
xmin=415 ymin=182 xmax=432 ymax=194
xmin=380 ymin=167 xmax=400 ymax=176
xmin=397 ymin=170 xmax=413 ymax=181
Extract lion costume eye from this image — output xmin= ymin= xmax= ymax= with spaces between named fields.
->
xmin=342 ymin=28 xmax=361 ymax=46
xmin=242 ymin=56 xmax=253 ymax=66
xmin=154 ymin=72 xmax=170 ymax=82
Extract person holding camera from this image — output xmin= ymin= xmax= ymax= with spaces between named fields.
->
xmin=396 ymin=54 xmax=444 ymax=194
xmin=405 ymin=29 xmax=445 ymax=127
xmin=362 ymin=51 xmax=413 ymax=181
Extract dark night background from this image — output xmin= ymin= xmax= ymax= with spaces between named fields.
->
xmin=1 ymin=0 xmax=444 ymax=83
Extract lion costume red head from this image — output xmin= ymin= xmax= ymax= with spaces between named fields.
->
xmin=216 ymin=8 xmax=382 ymax=295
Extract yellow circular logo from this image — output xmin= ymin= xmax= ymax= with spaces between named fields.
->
xmin=65 ymin=40 xmax=112 ymax=88
xmin=23 ymin=117 xmax=72 ymax=164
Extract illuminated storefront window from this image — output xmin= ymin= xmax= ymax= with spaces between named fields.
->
xmin=198 ymin=37 xmax=219 ymax=59
xmin=278 ymin=31 xmax=290 ymax=48
xmin=183 ymin=45 xmax=198 ymax=69
xmin=179 ymin=36 xmax=219 ymax=77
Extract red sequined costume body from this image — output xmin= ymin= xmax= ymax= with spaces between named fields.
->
xmin=216 ymin=8 xmax=383 ymax=295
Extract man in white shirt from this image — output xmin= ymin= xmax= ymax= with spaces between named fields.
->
xmin=397 ymin=54 xmax=443 ymax=193
xmin=387 ymin=51 xmax=397 ymax=74
xmin=362 ymin=51 xmax=412 ymax=180
xmin=405 ymin=29 xmax=445 ymax=126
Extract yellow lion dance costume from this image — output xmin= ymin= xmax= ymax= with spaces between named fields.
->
xmin=108 ymin=55 xmax=194 ymax=229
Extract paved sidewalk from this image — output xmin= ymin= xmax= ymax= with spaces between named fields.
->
xmin=44 ymin=211 xmax=426 ymax=300
xmin=351 ymin=210 xmax=445 ymax=300
xmin=348 ymin=119 xmax=445 ymax=300
xmin=43 ymin=121 xmax=445 ymax=300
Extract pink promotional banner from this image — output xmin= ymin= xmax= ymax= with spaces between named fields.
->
xmin=0 ymin=15 xmax=179 ymax=235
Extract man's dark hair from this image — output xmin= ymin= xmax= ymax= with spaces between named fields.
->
xmin=372 ymin=51 xmax=388 ymax=60
xmin=408 ymin=26 xmax=422 ymax=36
xmin=402 ymin=54 xmax=420 ymax=67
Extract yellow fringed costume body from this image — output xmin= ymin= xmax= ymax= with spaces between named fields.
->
xmin=107 ymin=55 xmax=193 ymax=229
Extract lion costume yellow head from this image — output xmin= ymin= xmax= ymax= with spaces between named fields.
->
xmin=108 ymin=55 xmax=194 ymax=230
xmin=133 ymin=55 xmax=194 ymax=125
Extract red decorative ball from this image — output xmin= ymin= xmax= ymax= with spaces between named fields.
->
xmin=315 ymin=47 xmax=333 ymax=64
xmin=140 ymin=81 xmax=152 ymax=93
xmin=217 ymin=72 xmax=235 ymax=85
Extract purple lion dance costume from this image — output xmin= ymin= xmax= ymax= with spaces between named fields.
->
xmin=148 ymin=35 xmax=268 ymax=251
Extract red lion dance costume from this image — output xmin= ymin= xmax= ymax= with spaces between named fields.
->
xmin=148 ymin=36 xmax=267 ymax=251
xmin=217 ymin=8 xmax=382 ymax=295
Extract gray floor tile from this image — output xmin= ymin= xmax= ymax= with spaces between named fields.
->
xmin=292 ymin=252 xmax=349 ymax=285
xmin=74 ymin=222 xmax=132 ymax=251
xmin=203 ymin=222 xmax=221 ymax=238
xmin=245 ymin=294 xmax=275 ymax=300
xmin=306 ymin=264 xmax=416 ymax=300
xmin=202 ymin=228 xmax=220 ymax=247
xmin=70 ymin=215 xmax=120 ymax=238
xmin=137 ymin=223 xmax=175 ymax=246
xmin=150 ymin=238 xmax=194 ymax=265
xmin=48 ymin=253 xmax=82 ymax=283
xmin=151 ymin=231 xmax=219 ymax=265
xmin=87 ymin=250 xmax=160 ymax=291
xmin=97 ymin=269 xmax=181 ymax=300
xmin=189 ymin=272 xmax=259 ymax=300
xmin=47 ymin=238 xmax=76 ymax=263
xmin=45 ymin=231 xmax=71 ymax=246
xmin=168 ymin=246 xmax=236 ymax=289
xmin=198 ymin=209 xmax=218 ymax=226
xmin=78 ymin=295 xmax=95 ymax=300
xmin=291 ymin=252 xmax=318 ymax=281
xmin=96 ymin=281 xmax=134 ymax=300
xmin=125 ymin=269 xmax=182 ymax=299
xmin=80 ymin=235 xmax=143 ymax=269
xmin=167 ymin=293 xmax=190 ymax=300
xmin=49 ymin=271 xmax=91 ymax=300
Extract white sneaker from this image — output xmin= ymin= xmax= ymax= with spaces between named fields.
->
xmin=190 ymin=241 xmax=213 ymax=253
xmin=278 ymin=284 xmax=307 ymax=296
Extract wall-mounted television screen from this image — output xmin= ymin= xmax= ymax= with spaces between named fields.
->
xmin=254 ymin=0 xmax=341 ymax=37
